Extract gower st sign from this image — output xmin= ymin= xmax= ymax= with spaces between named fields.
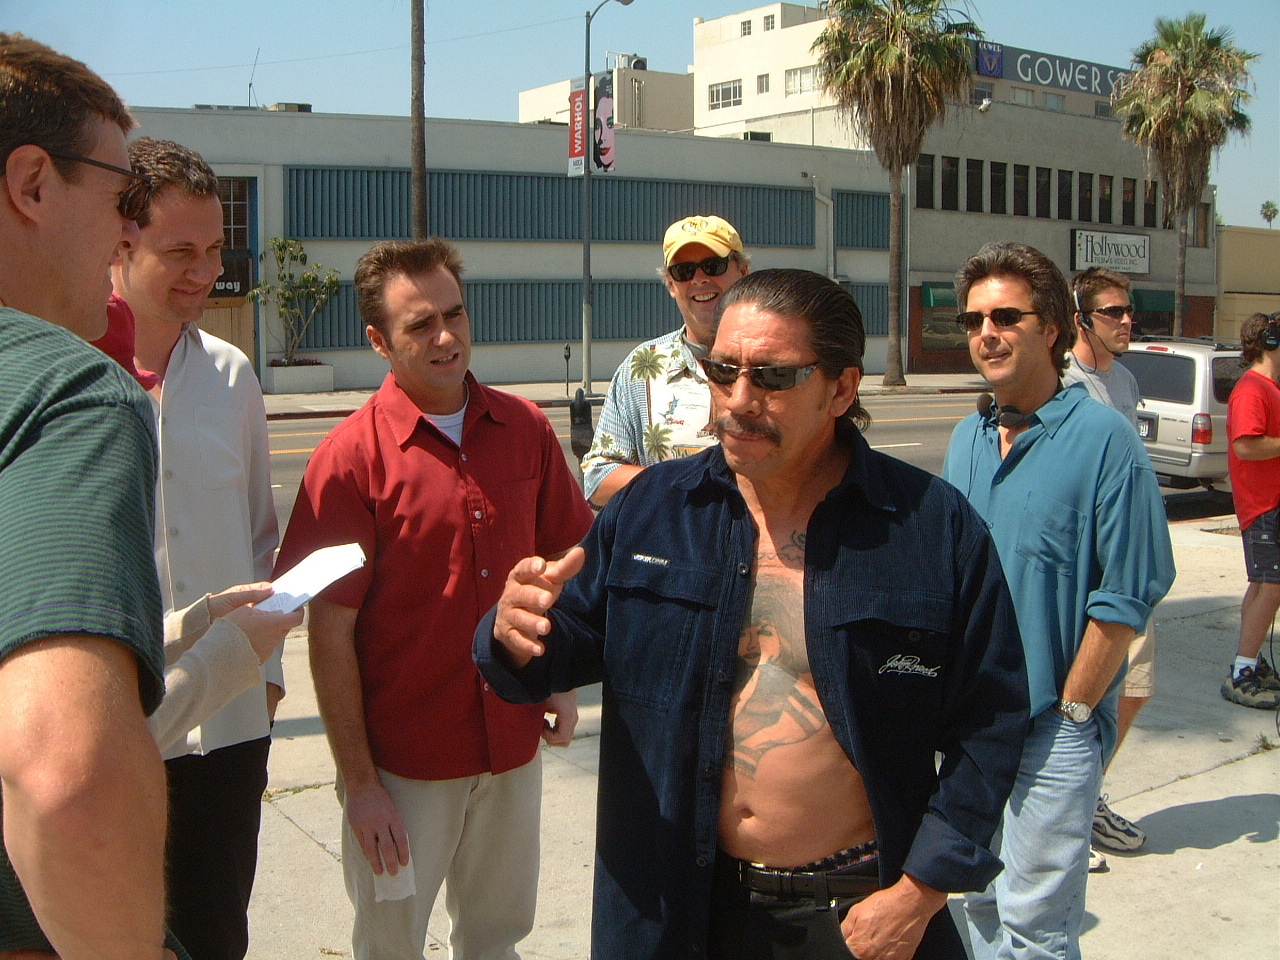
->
xmin=1071 ymin=229 xmax=1151 ymax=274
xmin=976 ymin=42 xmax=1128 ymax=98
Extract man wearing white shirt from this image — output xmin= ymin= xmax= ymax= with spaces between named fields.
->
xmin=112 ymin=137 xmax=279 ymax=960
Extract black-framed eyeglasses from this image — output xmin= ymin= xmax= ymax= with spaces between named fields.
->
xmin=44 ymin=150 xmax=152 ymax=221
xmin=699 ymin=357 xmax=820 ymax=391
xmin=1088 ymin=304 xmax=1136 ymax=321
xmin=668 ymin=255 xmax=732 ymax=283
xmin=955 ymin=308 xmax=1039 ymax=332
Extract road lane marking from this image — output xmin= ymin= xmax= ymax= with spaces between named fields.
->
xmin=270 ymin=447 xmax=318 ymax=455
xmin=869 ymin=415 xmax=965 ymax=423
xmin=869 ymin=442 xmax=922 ymax=449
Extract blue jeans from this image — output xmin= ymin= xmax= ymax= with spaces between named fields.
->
xmin=963 ymin=709 xmax=1103 ymax=960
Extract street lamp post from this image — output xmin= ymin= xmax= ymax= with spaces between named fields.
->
xmin=581 ymin=0 xmax=634 ymax=394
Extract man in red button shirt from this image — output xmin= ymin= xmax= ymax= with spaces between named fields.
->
xmin=275 ymin=237 xmax=594 ymax=959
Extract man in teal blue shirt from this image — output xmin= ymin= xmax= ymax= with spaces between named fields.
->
xmin=943 ymin=242 xmax=1175 ymax=960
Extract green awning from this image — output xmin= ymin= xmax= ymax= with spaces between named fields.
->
xmin=921 ymin=282 xmax=957 ymax=308
xmin=1131 ymin=288 xmax=1175 ymax=312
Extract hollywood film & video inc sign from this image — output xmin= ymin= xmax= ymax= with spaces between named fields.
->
xmin=1071 ymin=229 xmax=1151 ymax=274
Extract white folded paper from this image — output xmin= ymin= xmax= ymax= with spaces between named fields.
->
xmin=257 ymin=542 xmax=366 ymax=613
xmin=374 ymin=846 xmax=416 ymax=902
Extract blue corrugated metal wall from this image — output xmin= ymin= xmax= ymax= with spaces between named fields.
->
xmin=833 ymin=191 xmax=891 ymax=249
xmin=843 ymin=282 xmax=890 ymax=337
xmin=286 ymin=168 xmax=815 ymax=246
xmin=301 ymin=278 xmax=676 ymax=350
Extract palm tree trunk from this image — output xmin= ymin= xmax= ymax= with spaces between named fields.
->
xmin=410 ymin=0 xmax=428 ymax=239
xmin=883 ymin=166 xmax=906 ymax=386
xmin=1174 ymin=209 xmax=1187 ymax=337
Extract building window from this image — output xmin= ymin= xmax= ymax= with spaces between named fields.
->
xmin=1056 ymin=169 xmax=1072 ymax=220
xmin=1144 ymin=180 xmax=1158 ymax=228
xmin=966 ymin=159 xmax=984 ymax=212
xmin=1122 ymin=177 xmax=1136 ymax=225
xmin=1078 ymin=173 xmax=1093 ymax=222
xmin=1012 ymin=87 xmax=1034 ymax=106
xmin=1036 ymin=167 xmax=1051 ymax=218
xmin=1192 ymin=202 xmax=1212 ymax=247
xmin=971 ymin=80 xmax=994 ymax=106
xmin=742 ymin=131 xmax=772 ymax=142
xmin=784 ymin=65 xmax=819 ymax=97
xmin=916 ymin=154 xmax=935 ymax=209
xmin=218 ymin=177 xmax=251 ymax=249
xmin=709 ymin=79 xmax=742 ymax=110
xmin=740 ymin=20 xmax=752 ymax=37
xmin=1044 ymin=93 xmax=1066 ymax=112
xmin=1013 ymin=164 xmax=1030 ymax=217
xmin=990 ymin=161 xmax=1007 ymax=215
xmin=763 ymin=14 xmax=775 ymax=31
xmin=1098 ymin=175 xmax=1113 ymax=223
xmin=941 ymin=156 xmax=960 ymax=210
xmin=757 ymin=73 xmax=770 ymax=95
xmin=1094 ymin=100 xmax=1112 ymax=118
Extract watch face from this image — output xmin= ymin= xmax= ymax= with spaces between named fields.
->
xmin=1062 ymin=701 xmax=1090 ymax=722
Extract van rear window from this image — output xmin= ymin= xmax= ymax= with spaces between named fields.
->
xmin=1213 ymin=357 xmax=1246 ymax=404
xmin=1116 ymin=353 xmax=1194 ymax=403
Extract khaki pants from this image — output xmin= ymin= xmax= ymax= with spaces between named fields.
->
xmin=340 ymin=755 xmax=542 ymax=960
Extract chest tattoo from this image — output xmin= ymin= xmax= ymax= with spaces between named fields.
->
xmin=726 ymin=567 xmax=828 ymax=778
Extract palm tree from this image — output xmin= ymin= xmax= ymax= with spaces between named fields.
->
xmin=1112 ymin=14 xmax=1256 ymax=336
xmin=813 ymin=0 xmax=979 ymax=386
xmin=1262 ymin=201 xmax=1278 ymax=229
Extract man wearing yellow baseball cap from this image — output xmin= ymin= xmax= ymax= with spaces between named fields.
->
xmin=582 ymin=215 xmax=750 ymax=506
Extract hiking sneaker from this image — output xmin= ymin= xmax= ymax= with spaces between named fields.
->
xmin=1253 ymin=655 xmax=1280 ymax=692
xmin=1088 ymin=847 xmax=1108 ymax=873
xmin=1092 ymin=795 xmax=1145 ymax=851
xmin=1221 ymin=666 xmax=1280 ymax=709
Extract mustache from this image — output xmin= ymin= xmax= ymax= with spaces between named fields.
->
xmin=712 ymin=415 xmax=782 ymax=444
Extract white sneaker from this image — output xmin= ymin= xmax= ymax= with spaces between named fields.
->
xmin=1088 ymin=847 xmax=1108 ymax=873
xmin=1092 ymin=795 xmax=1146 ymax=852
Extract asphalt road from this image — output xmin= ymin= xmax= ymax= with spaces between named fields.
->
xmin=266 ymin=392 xmax=1234 ymax=543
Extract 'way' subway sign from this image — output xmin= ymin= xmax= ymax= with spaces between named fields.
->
xmin=1072 ymin=230 xmax=1151 ymax=274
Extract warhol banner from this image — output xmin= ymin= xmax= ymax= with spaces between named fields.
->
xmin=593 ymin=71 xmax=617 ymax=172
xmin=568 ymin=77 xmax=587 ymax=177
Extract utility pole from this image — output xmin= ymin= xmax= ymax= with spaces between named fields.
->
xmin=411 ymin=0 xmax=428 ymax=238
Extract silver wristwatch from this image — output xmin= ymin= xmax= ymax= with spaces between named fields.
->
xmin=1056 ymin=699 xmax=1092 ymax=723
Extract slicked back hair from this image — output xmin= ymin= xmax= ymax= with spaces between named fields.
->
xmin=355 ymin=237 xmax=466 ymax=336
xmin=126 ymin=138 xmax=218 ymax=227
xmin=957 ymin=241 xmax=1077 ymax=374
xmin=0 ymin=33 xmax=133 ymax=181
xmin=714 ymin=268 xmax=871 ymax=430
xmin=1072 ymin=266 xmax=1132 ymax=313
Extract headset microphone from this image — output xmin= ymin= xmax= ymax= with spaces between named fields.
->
xmin=1073 ymin=288 xmax=1093 ymax=330
xmin=1264 ymin=314 xmax=1280 ymax=351
xmin=978 ymin=392 xmax=1034 ymax=429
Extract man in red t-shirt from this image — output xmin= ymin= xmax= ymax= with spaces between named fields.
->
xmin=274 ymin=238 xmax=594 ymax=958
xmin=1224 ymin=312 xmax=1280 ymax=709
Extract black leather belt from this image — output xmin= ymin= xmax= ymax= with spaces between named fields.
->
xmin=735 ymin=861 xmax=880 ymax=899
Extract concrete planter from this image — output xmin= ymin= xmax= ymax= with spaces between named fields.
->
xmin=261 ymin=363 xmax=334 ymax=394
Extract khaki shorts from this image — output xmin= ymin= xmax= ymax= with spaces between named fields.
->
xmin=1122 ymin=617 xmax=1155 ymax=698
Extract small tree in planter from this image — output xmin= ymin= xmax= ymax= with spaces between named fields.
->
xmin=248 ymin=237 xmax=340 ymax=366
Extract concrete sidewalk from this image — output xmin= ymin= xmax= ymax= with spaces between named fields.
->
xmin=261 ymin=372 xmax=992 ymax=420
xmin=245 ymin=512 xmax=1280 ymax=959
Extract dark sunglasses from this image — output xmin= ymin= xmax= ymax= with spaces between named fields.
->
xmin=1088 ymin=304 xmax=1136 ymax=321
xmin=955 ymin=308 xmax=1039 ymax=332
xmin=699 ymin=357 xmax=819 ymax=391
xmin=668 ymin=255 xmax=732 ymax=283
xmin=45 ymin=150 xmax=152 ymax=221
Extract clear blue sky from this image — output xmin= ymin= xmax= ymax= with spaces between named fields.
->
xmin=7 ymin=0 xmax=1276 ymax=226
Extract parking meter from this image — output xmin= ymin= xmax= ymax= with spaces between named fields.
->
xmin=569 ymin=388 xmax=595 ymax=461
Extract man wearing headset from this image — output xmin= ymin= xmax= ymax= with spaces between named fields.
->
xmin=943 ymin=242 xmax=1174 ymax=960
xmin=1223 ymin=312 xmax=1280 ymax=710
xmin=1063 ymin=268 xmax=1150 ymax=869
